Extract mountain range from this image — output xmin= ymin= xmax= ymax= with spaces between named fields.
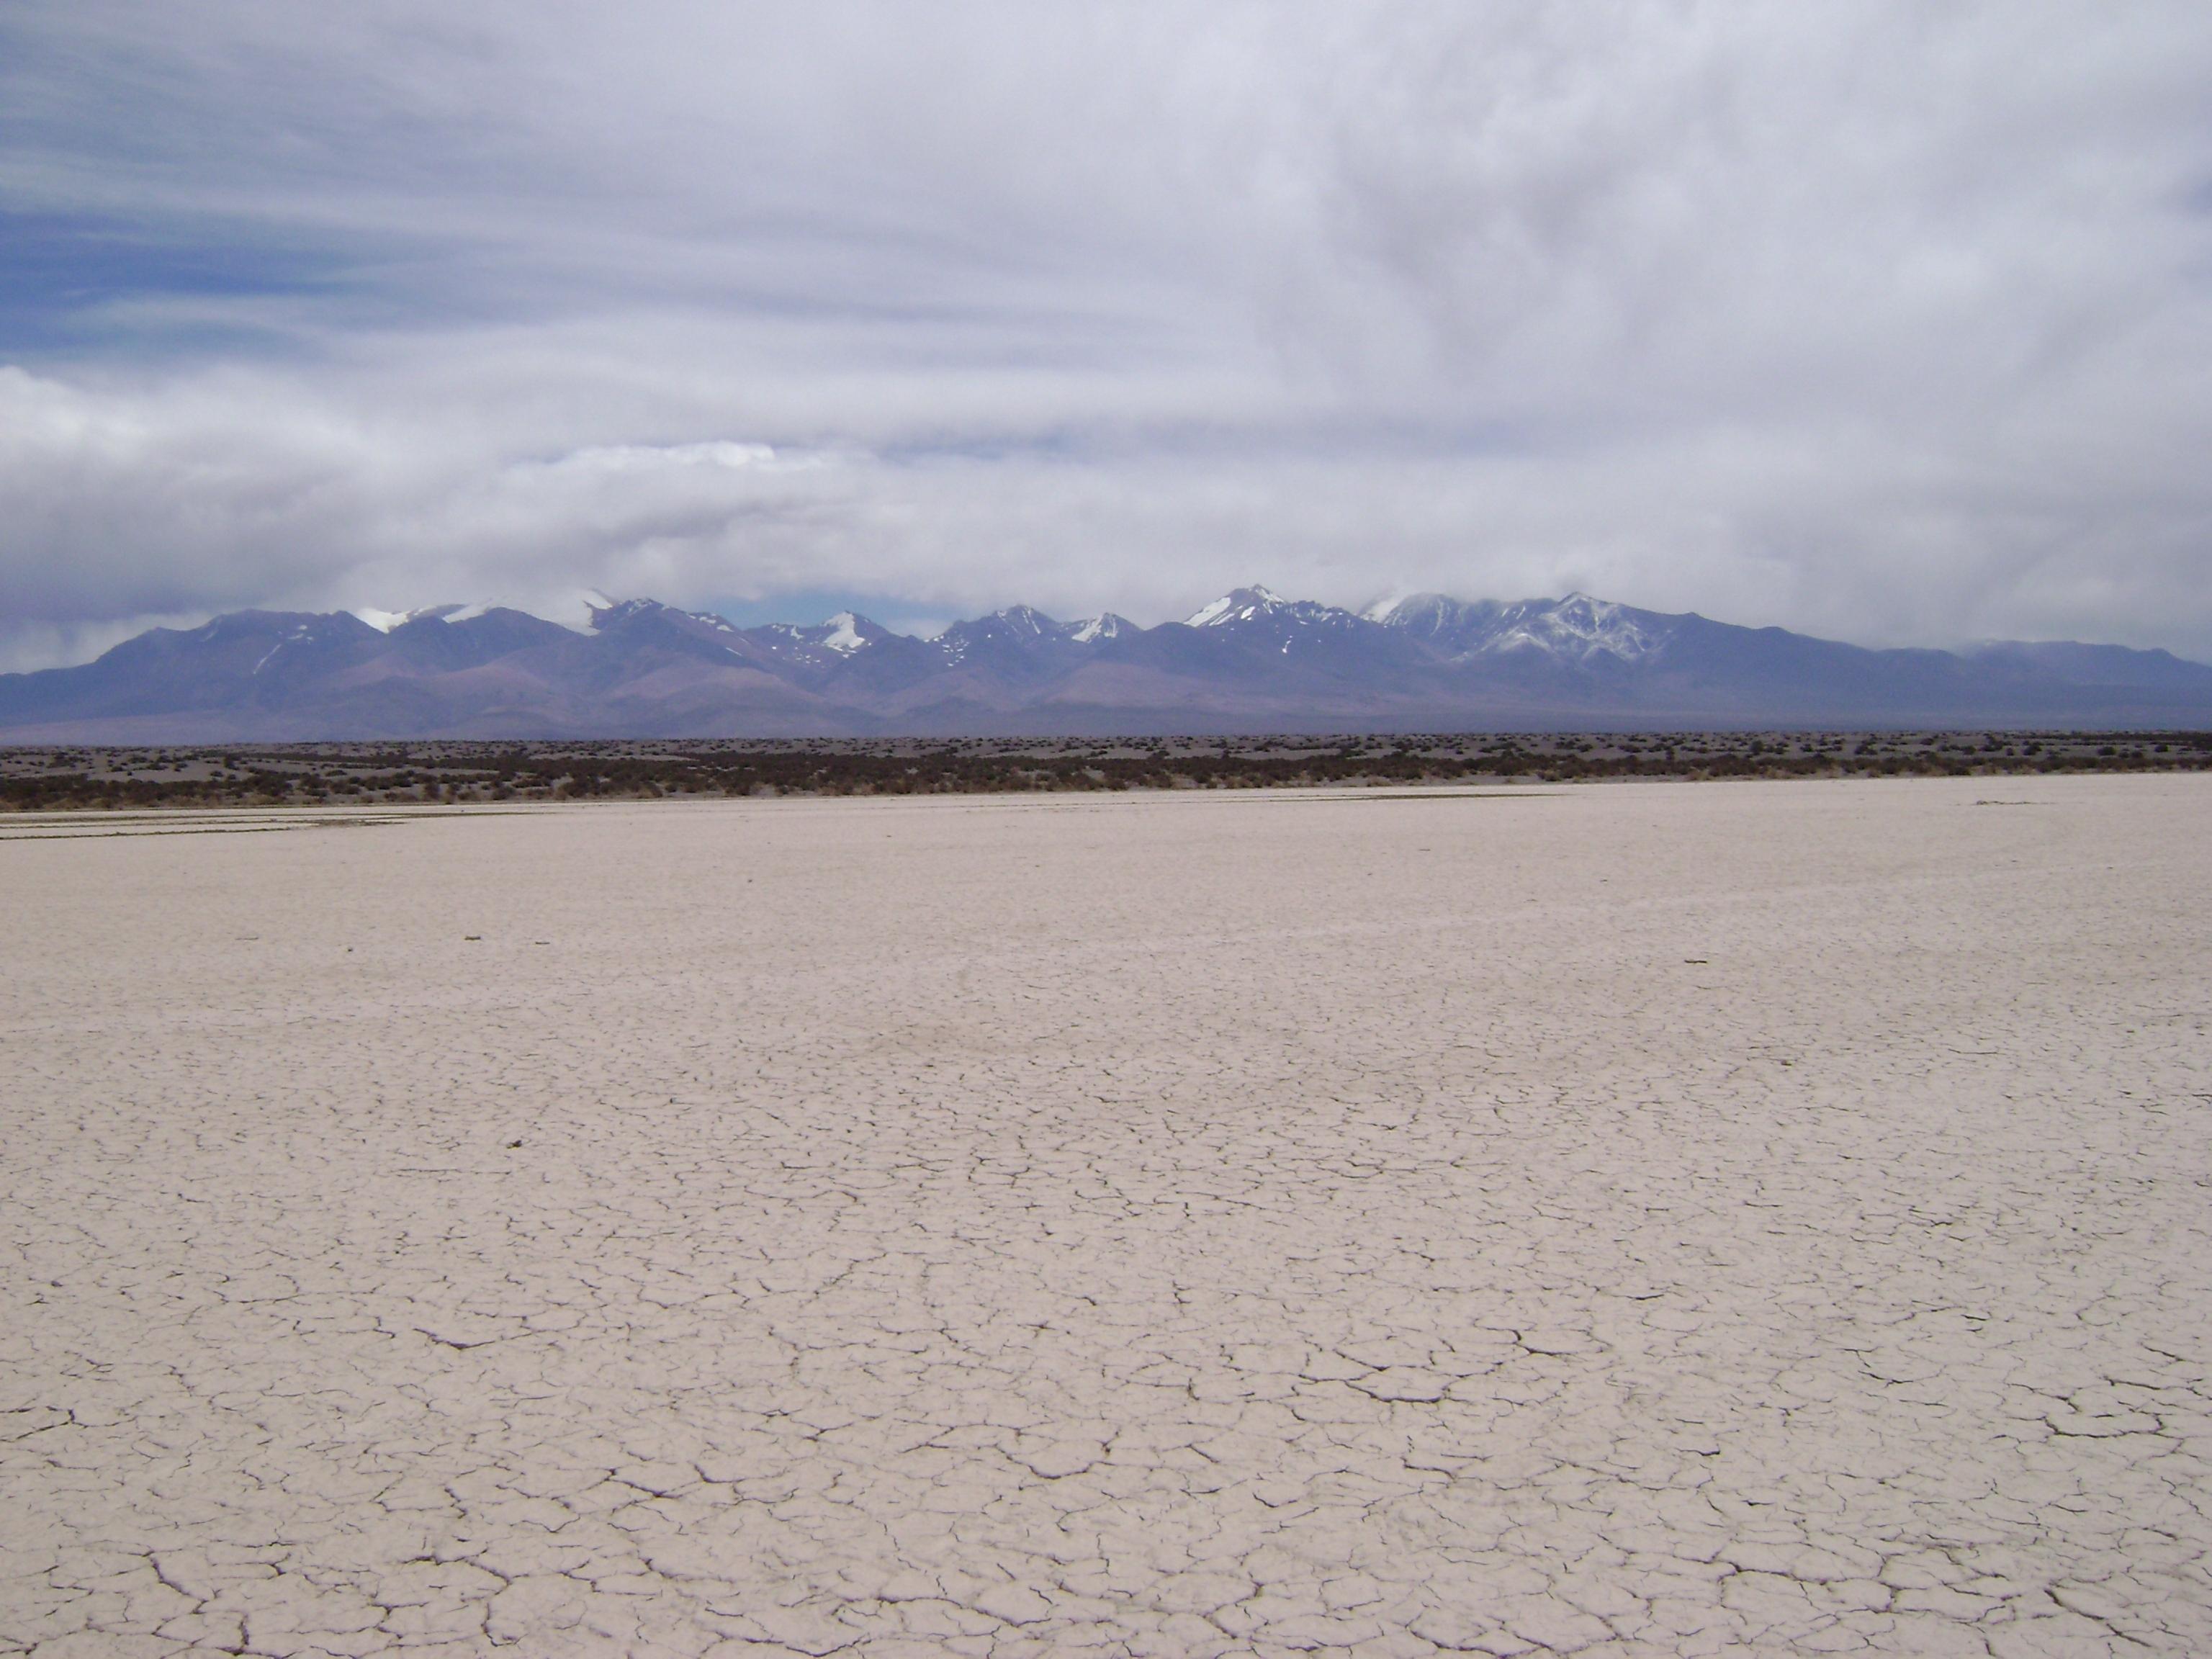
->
xmin=4 ymin=587 xmax=2210 ymax=740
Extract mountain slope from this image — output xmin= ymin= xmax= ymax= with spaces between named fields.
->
xmin=4 ymin=589 xmax=2208 ymax=739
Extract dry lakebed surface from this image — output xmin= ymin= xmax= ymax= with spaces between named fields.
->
xmin=4 ymin=775 xmax=2208 ymax=1658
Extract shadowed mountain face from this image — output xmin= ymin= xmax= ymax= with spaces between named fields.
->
xmin=4 ymin=587 xmax=2211 ymax=739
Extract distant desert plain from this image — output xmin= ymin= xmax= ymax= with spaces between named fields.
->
xmin=5 ymin=774 xmax=2209 ymax=1658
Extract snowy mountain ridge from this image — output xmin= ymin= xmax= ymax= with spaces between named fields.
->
xmin=6 ymin=584 xmax=2210 ymax=740
xmin=1368 ymin=592 xmax=1676 ymax=665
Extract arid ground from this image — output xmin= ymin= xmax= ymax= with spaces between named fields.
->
xmin=5 ymin=732 xmax=2206 ymax=813
xmin=4 ymin=777 xmax=2208 ymax=1658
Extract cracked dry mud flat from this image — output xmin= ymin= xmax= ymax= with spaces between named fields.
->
xmin=4 ymin=778 xmax=2209 ymax=1658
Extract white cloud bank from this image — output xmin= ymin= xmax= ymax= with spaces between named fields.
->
xmin=3 ymin=1 xmax=2211 ymax=668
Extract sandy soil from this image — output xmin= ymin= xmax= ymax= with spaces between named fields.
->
xmin=4 ymin=777 xmax=2208 ymax=1658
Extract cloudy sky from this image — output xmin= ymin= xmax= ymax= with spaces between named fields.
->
xmin=4 ymin=1 xmax=2211 ymax=668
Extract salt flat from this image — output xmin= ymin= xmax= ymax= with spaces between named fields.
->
xmin=3 ymin=776 xmax=2208 ymax=1658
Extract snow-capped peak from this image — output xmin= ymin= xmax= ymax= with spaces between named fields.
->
xmin=992 ymin=606 xmax=1051 ymax=636
xmin=1366 ymin=591 xmax=1671 ymax=663
xmin=1488 ymin=593 xmax=1666 ymax=662
xmin=1186 ymin=585 xmax=1287 ymax=627
xmin=1071 ymin=613 xmax=1127 ymax=643
xmin=1360 ymin=593 xmax=1413 ymax=624
xmin=819 ymin=611 xmax=869 ymax=653
xmin=585 ymin=596 xmax=677 ymax=632
xmin=574 ymin=590 xmax=624 ymax=633
xmin=355 ymin=602 xmax=499 ymax=632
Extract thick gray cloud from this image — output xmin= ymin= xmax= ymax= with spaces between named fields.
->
xmin=3 ymin=0 xmax=2211 ymax=667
